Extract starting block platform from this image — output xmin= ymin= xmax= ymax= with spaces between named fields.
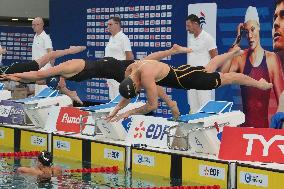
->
xmin=0 ymin=88 xmax=72 ymax=127
xmin=80 ymin=100 xmax=244 ymax=157
xmin=80 ymin=95 xmax=145 ymax=140
xmin=167 ymin=101 xmax=245 ymax=155
xmin=22 ymin=88 xmax=72 ymax=129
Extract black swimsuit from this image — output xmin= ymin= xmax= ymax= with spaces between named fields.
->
xmin=156 ymin=65 xmax=221 ymax=90
xmin=67 ymin=57 xmax=135 ymax=82
xmin=0 ymin=60 xmax=39 ymax=74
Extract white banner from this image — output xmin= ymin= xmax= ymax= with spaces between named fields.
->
xmin=188 ymin=3 xmax=217 ymax=38
xmin=126 ymin=115 xmax=177 ymax=148
xmin=31 ymin=136 xmax=47 ymax=147
xmin=133 ymin=153 xmax=155 ymax=167
xmin=104 ymin=148 xmax=124 ymax=161
xmin=199 ymin=164 xmax=225 ymax=180
xmin=240 ymin=171 xmax=268 ymax=187
xmin=54 ymin=139 xmax=70 ymax=151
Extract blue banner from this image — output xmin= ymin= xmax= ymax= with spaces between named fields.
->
xmin=50 ymin=0 xmax=276 ymax=119
xmin=0 ymin=26 xmax=34 ymax=66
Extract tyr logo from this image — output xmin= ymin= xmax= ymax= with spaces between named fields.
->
xmin=243 ymin=134 xmax=284 ymax=156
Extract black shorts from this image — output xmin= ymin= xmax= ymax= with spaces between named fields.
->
xmin=0 ymin=60 xmax=39 ymax=74
xmin=157 ymin=65 xmax=221 ymax=90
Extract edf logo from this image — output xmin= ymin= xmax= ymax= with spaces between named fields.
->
xmin=122 ymin=117 xmax=132 ymax=132
xmin=146 ymin=124 xmax=170 ymax=140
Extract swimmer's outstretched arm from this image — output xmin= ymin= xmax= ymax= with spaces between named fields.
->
xmin=156 ymin=86 xmax=180 ymax=119
xmin=106 ymin=98 xmax=131 ymax=122
xmin=1 ymin=71 xmax=46 ymax=83
xmin=17 ymin=167 xmax=42 ymax=176
xmin=58 ymin=78 xmax=83 ymax=105
xmin=2 ymin=65 xmax=61 ymax=83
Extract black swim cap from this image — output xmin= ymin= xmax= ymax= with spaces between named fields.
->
xmin=38 ymin=151 xmax=53 ymax=167
xmin=119 ymin=77 xmax=137 ymax=99
xmin=46 ymin=76 xmax=60 ymax=90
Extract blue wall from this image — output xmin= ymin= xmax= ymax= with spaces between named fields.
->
xmin=49 ymin=0 xmax=276 ymax=116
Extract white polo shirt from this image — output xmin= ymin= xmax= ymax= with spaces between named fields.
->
xmin=187 ymin=30 xmax=217 ymax=67
xmin=32 ymin=30 xmax=53 ymax=70
xmin=105 ymin=31 xmax=132 ymax=60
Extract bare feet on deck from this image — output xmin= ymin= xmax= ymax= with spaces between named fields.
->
xmin=67 ymin=46 xmax=86 ymax=54
xmin=257 ymin=78 xmax=273 ymax=90
xmin=171 ymin=44 xmax=192 ymax=54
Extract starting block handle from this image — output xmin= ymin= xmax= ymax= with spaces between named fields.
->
xmin=166 ymin=123 xmax=227 ymax=151
xmin=167 ymin=125 xmax=190 ymax=151
xmin=24 ymin=103 xmax=59 ymax=110
xmin=189 ymin=123 xmax=226 ymax=132
xmin=79 ymin=115 xmax=104 ymax=137
xmin=0 ymin=83 xmax=5 ymax=90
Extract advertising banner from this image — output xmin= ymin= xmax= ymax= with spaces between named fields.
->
xmin=219 ymin=127 xmax=284 ymax=163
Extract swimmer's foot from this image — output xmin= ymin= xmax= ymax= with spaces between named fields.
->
xmin=67 ymin=46 xmax=86 ymax=54
xmin=171 ymin=44 xmax=192 ymax=54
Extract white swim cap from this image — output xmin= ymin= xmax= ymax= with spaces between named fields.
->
xmin=244 ymin=6 xmax=259 ymax=24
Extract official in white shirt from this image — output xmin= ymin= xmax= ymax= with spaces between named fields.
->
xmin=186 ymin=14 xmax=218 ymax=113
xmin=32 ymin=17 xmax=54 ymax=94
xmin=105 ymin=17 xmax=134 ymax=100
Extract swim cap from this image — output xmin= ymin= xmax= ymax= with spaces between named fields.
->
xmin=119 ymin=77 xmax=137 ymax=99
xmin=46 ymin=76 xmax=60 ymax=90
xmin=244 ymin=6 xmax=259 ymax=25
xmin=38 ymin=151 xmax=53 ymax=167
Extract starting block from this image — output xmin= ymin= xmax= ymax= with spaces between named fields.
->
xmin=21 ymin=88 xmax=72 ymax=128
xmin=0 ymin=87 xmax=72 ymax=127
xmin=0 ymin=83 xmax=11 ymax=100
xmin=167 ymin=101 xmax=245 ymax=155
xmin=80 ymin=95 xmax=145 ymax=140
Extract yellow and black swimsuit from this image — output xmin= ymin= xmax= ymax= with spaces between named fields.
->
xmin=156 ymin=65 xmax=221 ymax=90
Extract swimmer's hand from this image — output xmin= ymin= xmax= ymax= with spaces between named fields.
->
xmin=1 ymin=74 xmax=21 ymax=82
xmin=169 ymin=100 xmax=180 ymax=120
xmin=105 ymin=109 xmax=119 ymax=122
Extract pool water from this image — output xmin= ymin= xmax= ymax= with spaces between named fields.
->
xmin=0 ymin=158 xmax=180 ymax=189
xmin=0 ymin=147 xmax=185 ymax=189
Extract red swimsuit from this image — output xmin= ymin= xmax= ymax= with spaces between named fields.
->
xmin=240 ymin=51 xmax=271 ymax=128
